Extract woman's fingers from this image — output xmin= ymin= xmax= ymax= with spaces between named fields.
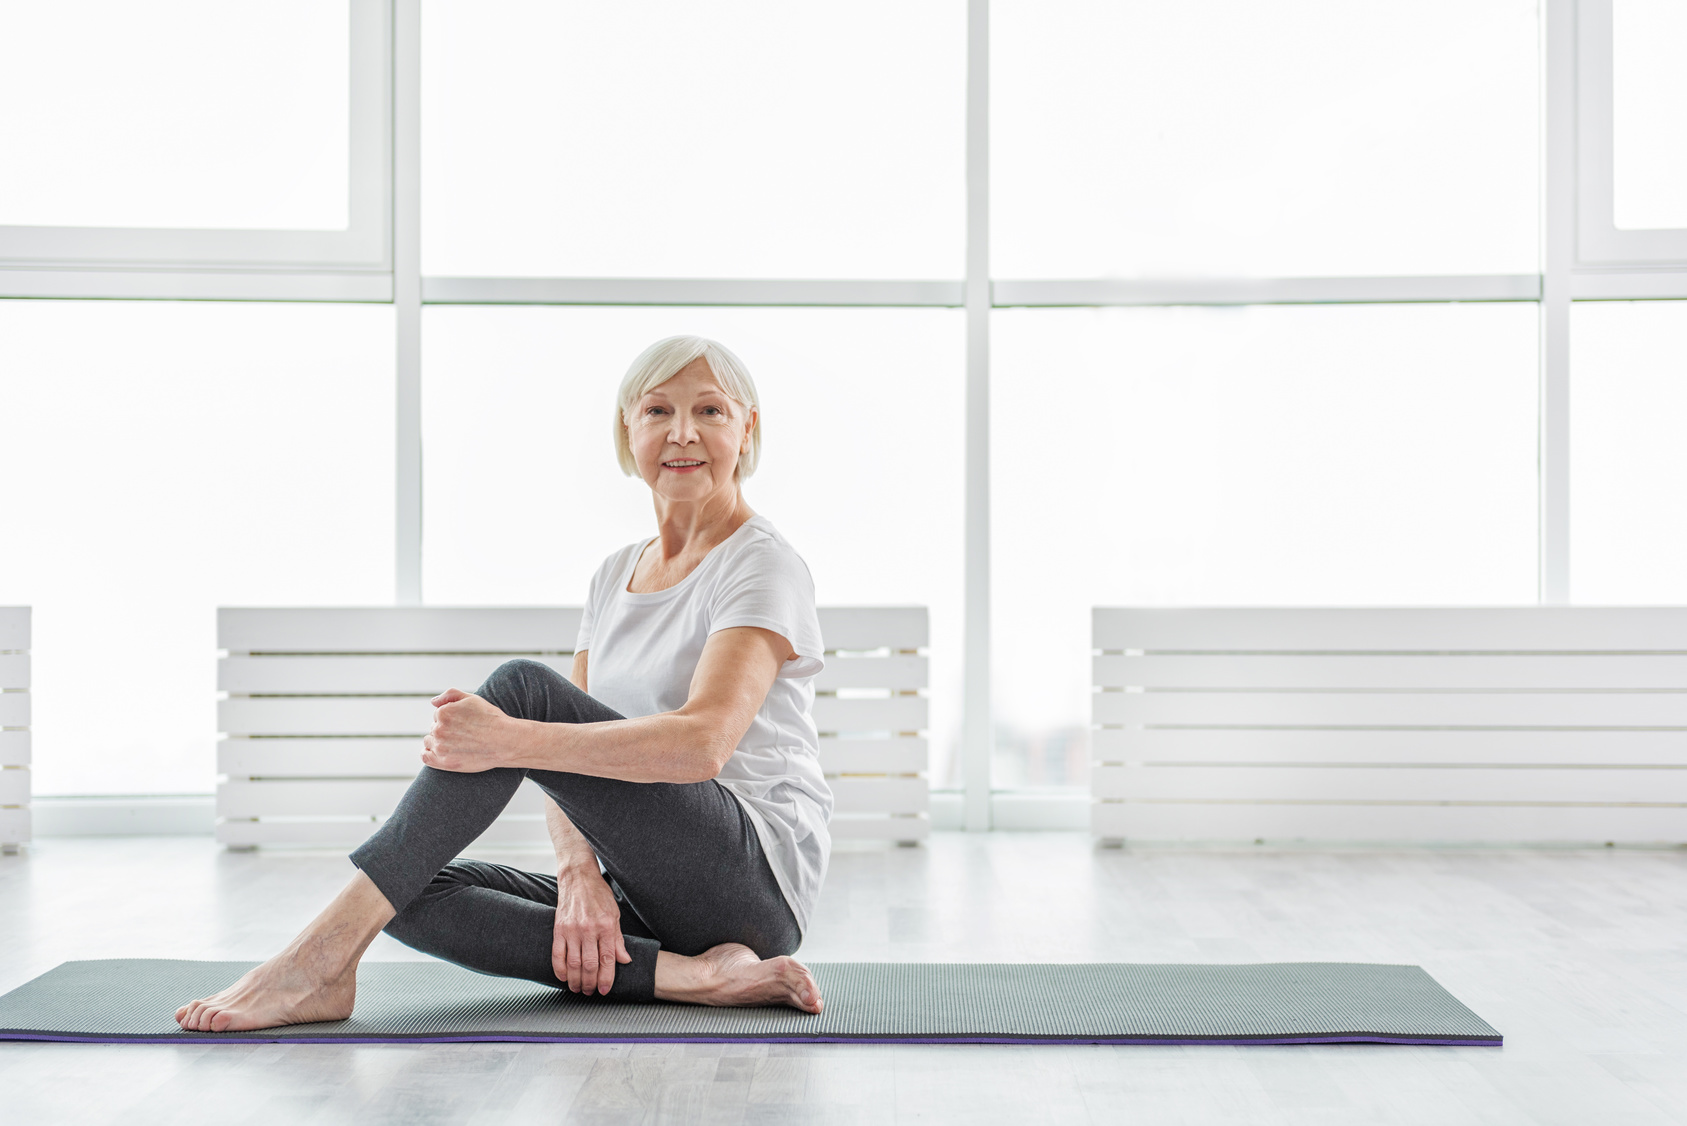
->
xmin=615 ymin=932 xmax=632 ymax=965
xmin=578 ymin=933 xmax=600 ymax=995
xmin=565 ymin=936 xmax=584 ymax=992
xmin=430 ymin=687 xmax=469 ymax=707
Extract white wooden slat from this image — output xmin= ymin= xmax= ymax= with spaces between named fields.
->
xmin=221 ymin=653 xmax=925 ymax=694
xmin=0 ymin=654 xmax=27 ymax=689
xmin=219 ymin=697 xmax=432 ymax=736
xmin=1095 ymin=653 xmax=1687 ymax=690
xmin=0 ymin=768 xmax=29 ymax=805
xmin=0 ymin=808 xmax=30 ymax=844
xmin=219 ymin=607 xmax=583 ymax=653
xmin=828 ymin=816 xmax=930 ymax=841
xmin=1092 ymin=763 xmax=1687 ymax=803
xmin=813 ymin=655 xmax=928 ymax=691
xmin=1092 ymin=727 xmax=1687 ymax=766
xmin=0 ymin=608 xmax=27 ymax=651
xmin=818 ymin=738 xmax=927 ymax=775
xmin=817 ymin=607 xmax=927 ymax=651
xmin=811 ymin=695 xmax=927 ymax=733
xmin=0 ymin=731 xmax=29 ymax=767
xmin=219 ymin=736 xmax=930 ymax=781
xmin=216 ymin=813 xmax=549 ymax=849
xmin=220 ymin=694 xmax=932 ymax=736
xmin=218 ymin=778 xmax=551 ymax=818
xmin=219 ymin=738 xmax=420 ymax=778
xmin=1094 ymin=691 xmax=1687 ymax=728
xmin=829 ymin=777 xmax=929 ymax=815
xmin=1093 ymin=607 xmax=1687 ymax=652
xmin=220 ymin=655 xmax=572 ymax=694
xmin=1091 ymin=800 xmax=1686 ymax=843
xmin=0 ymin=693 xmax=29 ymax=727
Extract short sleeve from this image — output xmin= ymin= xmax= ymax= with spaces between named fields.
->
xmin=575 ymin=549 xmax=622 ymax=653
xmin=708 ymin=537 xmax=826 ymax=679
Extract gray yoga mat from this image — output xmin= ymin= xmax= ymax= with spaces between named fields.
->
xmin=0 ymin=959 xmax=1501 ymax=1046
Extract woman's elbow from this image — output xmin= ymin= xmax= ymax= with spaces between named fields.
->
xmin=689 ymin=733 xmax=736 ymax=782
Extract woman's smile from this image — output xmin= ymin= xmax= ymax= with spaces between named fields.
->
xmin=662 ymin=458 xmax=706 ymax=473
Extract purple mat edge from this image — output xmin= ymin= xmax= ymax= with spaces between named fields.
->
xmin=0 ymin=1031 xmax=1503 ymax=1047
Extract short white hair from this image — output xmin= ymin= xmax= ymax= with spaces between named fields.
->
xmin=614 ymin=335 xmax=762 ymax=479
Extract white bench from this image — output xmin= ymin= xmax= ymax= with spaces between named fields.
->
xmin=1092 ymin=608 xmax=1687 ymax=845
xmin=217 ymin=606 xmax=929 ymax=849
xmin=0 ymin=607 xmax=29 ymax=853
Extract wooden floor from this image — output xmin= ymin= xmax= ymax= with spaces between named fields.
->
xmin=3 ymin=832 xmax=1686 ymax=1125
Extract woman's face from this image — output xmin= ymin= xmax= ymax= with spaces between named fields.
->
xmin=627 ymin=358 xmax=755 ymax=507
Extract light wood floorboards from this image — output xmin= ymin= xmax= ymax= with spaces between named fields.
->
xmin=2 ymin=833 xmax=1685 ymax=1124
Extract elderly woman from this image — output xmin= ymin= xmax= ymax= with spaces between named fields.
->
xmin=176 ymin=336 xmax=832 ymax=1031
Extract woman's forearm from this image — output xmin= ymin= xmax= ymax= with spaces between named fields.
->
xmin=513 ymin=710 xmax=732 ymax=785
xmin=544 ymin=796 xmax=599 ymax=873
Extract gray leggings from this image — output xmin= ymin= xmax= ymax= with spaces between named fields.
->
xmin=349 ymin=659 xmax=801 ymax=1002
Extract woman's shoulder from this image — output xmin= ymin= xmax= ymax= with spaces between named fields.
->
xmin=719 ymin=517 xmax=814 ymax=583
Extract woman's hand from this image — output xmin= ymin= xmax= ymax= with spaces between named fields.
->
xmin=553 ymin=861 xmax=632 ymax=995
xmin=421 ymin=688 xmax=520 ymax=772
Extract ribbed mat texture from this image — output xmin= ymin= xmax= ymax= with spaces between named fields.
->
xmin=0 ymin=960 xmax=1501 ymax=1045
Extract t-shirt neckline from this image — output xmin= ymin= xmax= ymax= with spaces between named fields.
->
xmin=620 ymin=516 xmax=765 ymax=601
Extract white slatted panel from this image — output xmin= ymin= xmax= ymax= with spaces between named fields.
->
xmin=0 ymin=608 xmax=28 ymax=851
xmin=1093 ymin=608 xmax=1687 ymax=845
xmin=217 ymin=605 xmax=930 ymax=849
xmin=816 ymin=609 xmax=929 ymax=843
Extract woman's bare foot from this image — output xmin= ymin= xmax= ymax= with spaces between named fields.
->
xmin=175 ymin=951 xmax=357 ymax=1033
xmin=174 ymin=869 xmax=395 ymax=1033
xmin=654 ymin=943 xmax=823 ymax=1013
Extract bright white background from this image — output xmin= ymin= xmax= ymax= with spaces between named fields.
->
xmin=1613 ymin=0 xmax=1687 ymax=230
xmin=422 ymin=307 xmax=967 ymax=785
xmin=1571 ymin=300 xmax=1687 ymax=601
xmin=420 ymin=0 xmax=966 ymax=278
xmin=992 ymin=0 xmax=1540 ymax=278
xmin=0 ymin=301 xmax=393 ymax=795
xmin=991 ymin=302 xmax=1541 ymax=785
xmin=0 ymin=0 xmax=349 ymax=230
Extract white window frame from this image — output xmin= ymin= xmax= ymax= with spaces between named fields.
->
xmin=0 ymin=0 xmax=393 ymax=302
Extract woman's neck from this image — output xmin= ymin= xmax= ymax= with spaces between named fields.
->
xmin=649 ymin=488 xmax=754 ymax=562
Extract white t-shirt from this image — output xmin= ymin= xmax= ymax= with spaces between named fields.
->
xmin=575 ymin=515 xmax=832 ymax=934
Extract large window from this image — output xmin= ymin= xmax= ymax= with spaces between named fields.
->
xmin=1571 ymin=300 xmax=1687 ymax=602
xmin=0 ymin=301 xmax=394 ymax=795
xmin=0 ymin=1 xmax=349 ymax=231
xmin=3 ymin=1 xmax=1685 ymax=819
xmin=992 ymin=0 xmax=1540 ymax=279
xmin=421 ymin=0 xmax=966 ymax=279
